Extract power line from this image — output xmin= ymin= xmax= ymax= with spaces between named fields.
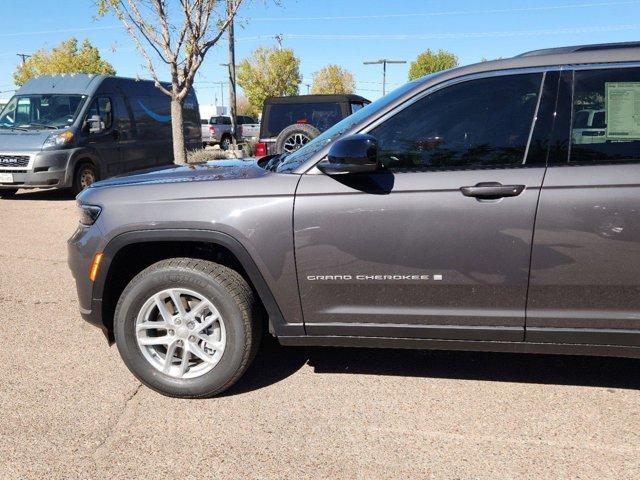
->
xmin=250 ymin=1 xmax=640 ymax=21
xmin=0 ymin=25 xmax=121 ymax=38
xmin=235 ymin=24 xmax=640 ymax=42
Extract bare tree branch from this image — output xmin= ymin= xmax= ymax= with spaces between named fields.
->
xmin=99 ymin=0 xmax=245 ymax=163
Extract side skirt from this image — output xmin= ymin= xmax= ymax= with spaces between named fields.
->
xmin=277 ymin=335 xmax=640 ymax=359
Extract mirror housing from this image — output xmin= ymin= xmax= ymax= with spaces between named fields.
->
xmin=86 ymin=115 xmax=104 ymax=134
xmin=318 ymin=134 xmax=379 ymax=175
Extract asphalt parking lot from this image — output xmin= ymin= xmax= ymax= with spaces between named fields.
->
xmin=1 ymin=189 xmax=640 ymax=479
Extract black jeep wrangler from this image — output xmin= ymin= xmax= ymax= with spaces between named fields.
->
xmin=255 ymin=94 xmax=370 ymax=156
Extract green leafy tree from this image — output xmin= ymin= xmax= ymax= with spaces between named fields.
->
xmin=237 ymin=47 xmax=301 ymax=114
xmin=13 ymin=38 xmax=115 ymax=86
xmin=408 ymin=49 xmax=458 ymax=81
xmin=311 ymin=65 xmax=355 ymax=94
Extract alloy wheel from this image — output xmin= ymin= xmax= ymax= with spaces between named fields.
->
xmin=135 ymin=288 xmax=226 ymax=379
xmin=282 ymin=132 xmax=310 ymax=153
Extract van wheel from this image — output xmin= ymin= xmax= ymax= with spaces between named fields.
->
xmin=114 ymin=258 xmax=262 ymax=398
xmin=220 ymin=135 xmax=231 ymax=150
xmin=0 ymin=188 xmax=18 ymax=198
xmin=72 ymin=162 xmax=98 ymax=196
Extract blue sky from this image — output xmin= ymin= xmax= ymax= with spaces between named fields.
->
xmin=1 ymin=0 xmax=639 ymax=104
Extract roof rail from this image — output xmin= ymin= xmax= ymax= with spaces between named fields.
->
xmin=516 ymin=41 xmax=640 ymax=58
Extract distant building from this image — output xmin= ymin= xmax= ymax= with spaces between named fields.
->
xmin=199 ymin=104 xmax=228 ymax=120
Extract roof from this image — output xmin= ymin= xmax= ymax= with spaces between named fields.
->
xmin=440 ymin=41 xmax=640 ymax=82
xmin=264 ymin=94 xmax=370 ymax=105
xmin=16 ymin=74 xmax=107 ymax=95
xmin=15 ymin=74 xmax=173 ymax=97
xmin=516 ymin=41 xmax=640 ymax=58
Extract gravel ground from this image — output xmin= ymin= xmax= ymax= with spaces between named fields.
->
xmin=1 ymin=189 xmax=640 ymax=479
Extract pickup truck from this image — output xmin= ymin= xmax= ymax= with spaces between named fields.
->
xmin=201 ymin=115 xmax=259 ymax=150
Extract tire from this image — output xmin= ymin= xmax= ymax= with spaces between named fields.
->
xmin=220 ymin=135 xmax=231 ymax=150
xmin=72 ymin=162 xmax=98 ymax=196
xmin=274 ymin=123 xmax=320 ymax=154
xmin=114 ymin=258 xmax=262 ymax=398
xmin=0 ymin=188 xmax=18 ymax=198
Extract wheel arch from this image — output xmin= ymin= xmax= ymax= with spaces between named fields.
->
xmin=94 ymin=229 xmax=292 ymax=343
xmin=66 ymin=151 xmax=101 ymax=186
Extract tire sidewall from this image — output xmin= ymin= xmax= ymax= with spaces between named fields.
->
xmin=73 ymin=162 xmax=97 ymax=195
xmin=114 ymin=266 xmax=249 ymax=397
xmin=274 ymin=123 xmax=320 ymax=153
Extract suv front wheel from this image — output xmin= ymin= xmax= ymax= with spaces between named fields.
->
xmin=114 ymin=258 xmax=262 ymax=398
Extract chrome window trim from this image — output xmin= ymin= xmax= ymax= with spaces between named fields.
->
xmin=302 ymin=61 xmax=640 ymax=174
xmin=302 ymin=65 xmax=561 ymax=174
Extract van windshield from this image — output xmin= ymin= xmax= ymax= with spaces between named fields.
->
xmin=0 ymin=94 xmax=86 ymax=130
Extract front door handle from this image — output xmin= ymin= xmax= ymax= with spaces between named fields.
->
xmin=460 ymin=182 xmax=525 ymax=199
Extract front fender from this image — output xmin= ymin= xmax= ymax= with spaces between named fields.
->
xmin=94 ymin=229 xmax=304 ymax=338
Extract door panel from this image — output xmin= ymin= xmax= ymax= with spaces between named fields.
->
xmin=527 ymin=67 xmax=640 ymax=346
xmin=295 ymin=167 xmax=546 ymax=340
xmin=294 ymin=71 xmax=554 ymax=341
xmin=84 ymin=97 xmax=121 ymax=176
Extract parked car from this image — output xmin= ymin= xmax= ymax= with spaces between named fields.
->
xmin=572 ymin=108 xmax=607 ymax=144
xmin=69 ymin=42 xmax=640 ymax=398
xmin=201 ymin=115 xmax=259 ymax=150
xmin=255 ymin=94 xmax=369 ymax=156
xmin=0 ymin=74 xmax=201 ymax=197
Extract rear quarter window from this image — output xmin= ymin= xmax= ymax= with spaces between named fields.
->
xmin=569 ymin=67 xmax=640 ymax=164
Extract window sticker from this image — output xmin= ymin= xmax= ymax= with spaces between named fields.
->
xmin=605 ymin=82 xmax=640 ymax=140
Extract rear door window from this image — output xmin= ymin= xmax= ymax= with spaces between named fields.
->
xmin=569 ymin=67 xmax=640 ymax=164
xmin=265 ymin=102 xmax=342 ymax=137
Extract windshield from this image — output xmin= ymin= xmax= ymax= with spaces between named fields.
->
xmin=276 ymin=80 xmax=423 ymax=172
xmin=0 ymin=94 xmax=86 ymax=130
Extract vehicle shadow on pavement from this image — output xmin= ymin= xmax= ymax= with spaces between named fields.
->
xmin=10 ymin=189 xmax=74 ymax=201
xmin=227 ymin=339 xmax=640 ymax=394
xmin=305 ymin=348 xmax=640 ymax=390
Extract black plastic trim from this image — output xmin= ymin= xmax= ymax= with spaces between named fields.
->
xmin=92 ymin=229 xmax=303 ymax=338
xmin=278 ymin=335 xmax=640 ymax=359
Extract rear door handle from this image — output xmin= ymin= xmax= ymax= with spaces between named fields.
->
xmin=460 ymin=182 xmax=525 ymax=199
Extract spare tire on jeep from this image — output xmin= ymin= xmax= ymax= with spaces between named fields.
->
xmin=274 ymin=123 xmax=320 ymax=154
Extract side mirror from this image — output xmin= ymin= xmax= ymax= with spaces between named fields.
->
xmin=86 ymin=115 xmax=104 ymax=134
xmin=318 ymin=134 xmax=379 ymax=175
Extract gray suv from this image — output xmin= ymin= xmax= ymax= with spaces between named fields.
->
xmin=68 ymin=42 xmax=640 ymax=398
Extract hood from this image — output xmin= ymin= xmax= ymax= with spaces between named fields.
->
xmin=89 ymin=159 xmax=268 ymax=189
xmin=0 ymin=129 xmax=51 ymax=150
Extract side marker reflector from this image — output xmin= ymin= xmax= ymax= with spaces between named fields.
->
xmin=89 ymin=252 xmax=103 ymax=282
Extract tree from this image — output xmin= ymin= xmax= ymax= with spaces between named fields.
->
xmin=13 ymin=38 xmax=115 ymax=86
xmin=236 ymin=95 xmax=258 ymax=117
xmin=98 ymin=0 xmax=243 ymax=164
xmin=311 ymin=65 xmax=355 ymax=94
xmin=408 ymin=49 xmax=458 ymax=81
xmin=237 ymin=47 xmax=301 ymax=114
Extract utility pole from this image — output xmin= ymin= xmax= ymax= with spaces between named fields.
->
xmin=16 ymin=53 xmax=31 ymax=65
xmin=226 ymin=0 xmax=238 ymax=146
xmin=274 ymin=34 xmax=283 ymax=50
xmin=304 ymin=83 xmax=310 ymax=94
xmin=363 ymin=59 xmax=406 ymax=95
